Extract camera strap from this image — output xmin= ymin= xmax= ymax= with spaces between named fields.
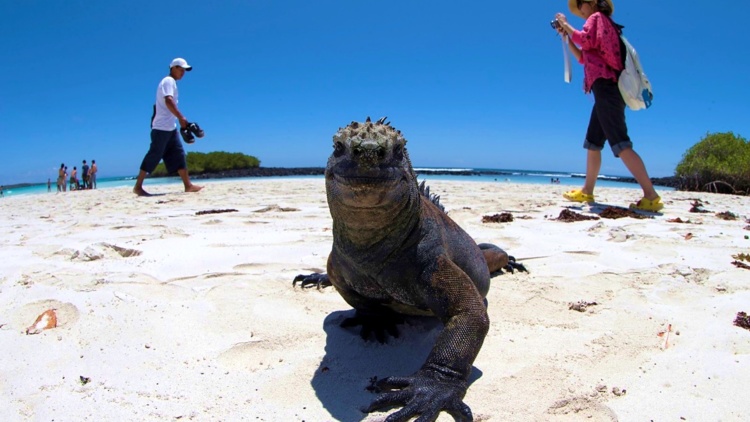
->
xmin=562 ymin=35 xmax=572 ymax=83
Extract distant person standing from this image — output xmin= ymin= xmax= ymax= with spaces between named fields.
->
xmin=555 ymin=0 xmax=662 ymax=212
xmin=81 ymin=160 xmax=90 ymax=189
xmin=57 ymin=163 xmax=65 ymax=192
xmin=89 ymin=159 xmax=98 ymax=189
xmin=70 ymin=166 xmax=78 ymax=191
xmin=48 ymin=178 xmax=51 ymax=192
xmin=133 ymin=58 xmax=202 ymax=196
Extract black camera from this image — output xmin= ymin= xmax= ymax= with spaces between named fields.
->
xmin=550 ymin=19 xmax=561 ymax=30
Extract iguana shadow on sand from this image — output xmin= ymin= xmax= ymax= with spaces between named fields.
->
xmin=309 ymin=311 xmax=485 ymax=422
xmin=294 ymin=117 xmax=526 ymax=421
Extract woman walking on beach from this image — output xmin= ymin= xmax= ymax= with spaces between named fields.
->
xmin=554 ymin=0 xmax=663 ymax=212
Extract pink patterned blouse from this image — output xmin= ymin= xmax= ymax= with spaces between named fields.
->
xmin=570 ymin=12 xmax=622 ymax=93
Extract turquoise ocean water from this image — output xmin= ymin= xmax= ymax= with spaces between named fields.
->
xmin=0 ymin=168 xmax=673 ymax=198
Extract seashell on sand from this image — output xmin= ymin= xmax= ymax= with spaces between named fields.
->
xmin=25 ymin=309 xmax=57 ymax=335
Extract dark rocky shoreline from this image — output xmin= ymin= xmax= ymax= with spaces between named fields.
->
xmin=190 ymin=167 xmax=326 ymax=179
xmin=188 ymin=167 xmax=680 ymax=188
xmin=570 ymin=174 xmax=682 ymax=189
xmin=189 ymin=167 xmax=517 ymax=179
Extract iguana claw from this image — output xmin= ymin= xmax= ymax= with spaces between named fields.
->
xmin=505 ymin=256 xmax=528 ymax=274
xmin=292 ymin=273 xmax=332 ymax=289
xmin=364 ymin=369 xmax=473 ymax=422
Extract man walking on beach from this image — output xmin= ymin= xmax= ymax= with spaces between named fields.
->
xmin=133 ymin=58 xmax=202 ymax=196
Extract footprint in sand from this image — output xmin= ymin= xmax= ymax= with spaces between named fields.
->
xmin=218 ymin=339 xmax=283 ymax=372
xmin=217 ymin=331 xmax=318 ymax=372
xmin=547 ymin=397 xmax=619 ymax=421
xmin=71 ymin=243 xmax=142 ymax=261
xmin=160 ymin=227 xmax=189 ymax=239
xmin=667 ymin=265 xmax=712 ymax=285
xmin=253 ymin=205 xmax=300 ymax=213
xmin=607 ymin=227 xmax=632 ymax=243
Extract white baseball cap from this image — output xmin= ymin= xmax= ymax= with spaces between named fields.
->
xmin=169 ymin=58 xmax=192 ymax=71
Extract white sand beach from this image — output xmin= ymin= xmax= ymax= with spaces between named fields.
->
xmin=1 ymin=179 xmax=749 ymax=421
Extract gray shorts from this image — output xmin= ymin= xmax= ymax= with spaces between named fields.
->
xmin=584 ymin=78 xmax=633 ymax=157
xmin=140 ymin=129 xmax=187 ymax=174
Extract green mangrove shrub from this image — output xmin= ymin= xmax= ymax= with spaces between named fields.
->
xmin=151 ymin=151 xmax=260 ymax=177
xmin=675 ymin=132 xmax=750 ymax=194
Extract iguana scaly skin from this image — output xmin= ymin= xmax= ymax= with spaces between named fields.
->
xmin=294 ymin=117 xmax=525 ymax=421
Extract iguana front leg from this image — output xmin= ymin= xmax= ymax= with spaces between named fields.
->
xmin=295 ymin=257 xmax=405 ymax=342
xmin=330 ymin=260 xmax=405 ymax=342
xmin=366 ymin=255 xmax=488 ymax=421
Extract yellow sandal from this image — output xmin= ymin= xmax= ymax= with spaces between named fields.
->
xmin=562 ymin=189 xmax=595 ymax=203
xmin=629 ymin=196 xmax=664 ymax=212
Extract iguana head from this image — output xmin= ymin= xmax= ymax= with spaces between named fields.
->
xmin=325 ymin=117 xmax=417 ymax=210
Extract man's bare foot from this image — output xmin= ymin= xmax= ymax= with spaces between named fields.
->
xmin=185 ymin=184 xmax=203 ymax=193
xmin=133 ymin=187 xmax=152 ymax=196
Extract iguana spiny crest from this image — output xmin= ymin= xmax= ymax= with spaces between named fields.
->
xmin=330 ymin=116 xmax=414 ymax=174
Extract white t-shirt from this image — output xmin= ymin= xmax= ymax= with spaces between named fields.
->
xmin=152 ymin=76 xmax=179 ymax=131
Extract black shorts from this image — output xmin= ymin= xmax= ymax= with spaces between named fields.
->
xmin=583 ymin=78 xmax=633 ymax=157
xmin=140 ymin=129 xmax=187 ymax=174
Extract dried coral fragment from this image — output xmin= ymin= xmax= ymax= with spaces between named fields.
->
xmin=568 ymin=301 xmax=598 ymax=312
xmin=555 ymin=209 xmax=599 ymax=222
xmin=482 ymin=213 xmax=514 ymax=223
xmin=734 ymin=312 xmax=750 ymax=330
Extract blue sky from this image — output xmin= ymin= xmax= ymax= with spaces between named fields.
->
xmin=2 ymin=0 xmax=748 ymax=185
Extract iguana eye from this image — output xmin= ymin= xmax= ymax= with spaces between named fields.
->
xmin=393 ymin=144 xmax=403 ymax=159
xmin=333 ymin=141 xmax=345 ymax=157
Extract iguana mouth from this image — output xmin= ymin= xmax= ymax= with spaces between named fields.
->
xmin=329 ymin=173 xmax=409 ymax=209
xmin=332 ymin=173 xmax=402 ymax=188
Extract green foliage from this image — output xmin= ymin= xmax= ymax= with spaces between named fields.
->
xmin=675 ymin=132 xmax=750 ymax=194
xmin=150 ymin=151 xmax=260 ymax=177
xmin=150 ymin=163 xmax=168 ymax=177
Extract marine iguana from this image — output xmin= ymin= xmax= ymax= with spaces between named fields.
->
xmin=294 ymin=117 xmax=526 ymax=421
